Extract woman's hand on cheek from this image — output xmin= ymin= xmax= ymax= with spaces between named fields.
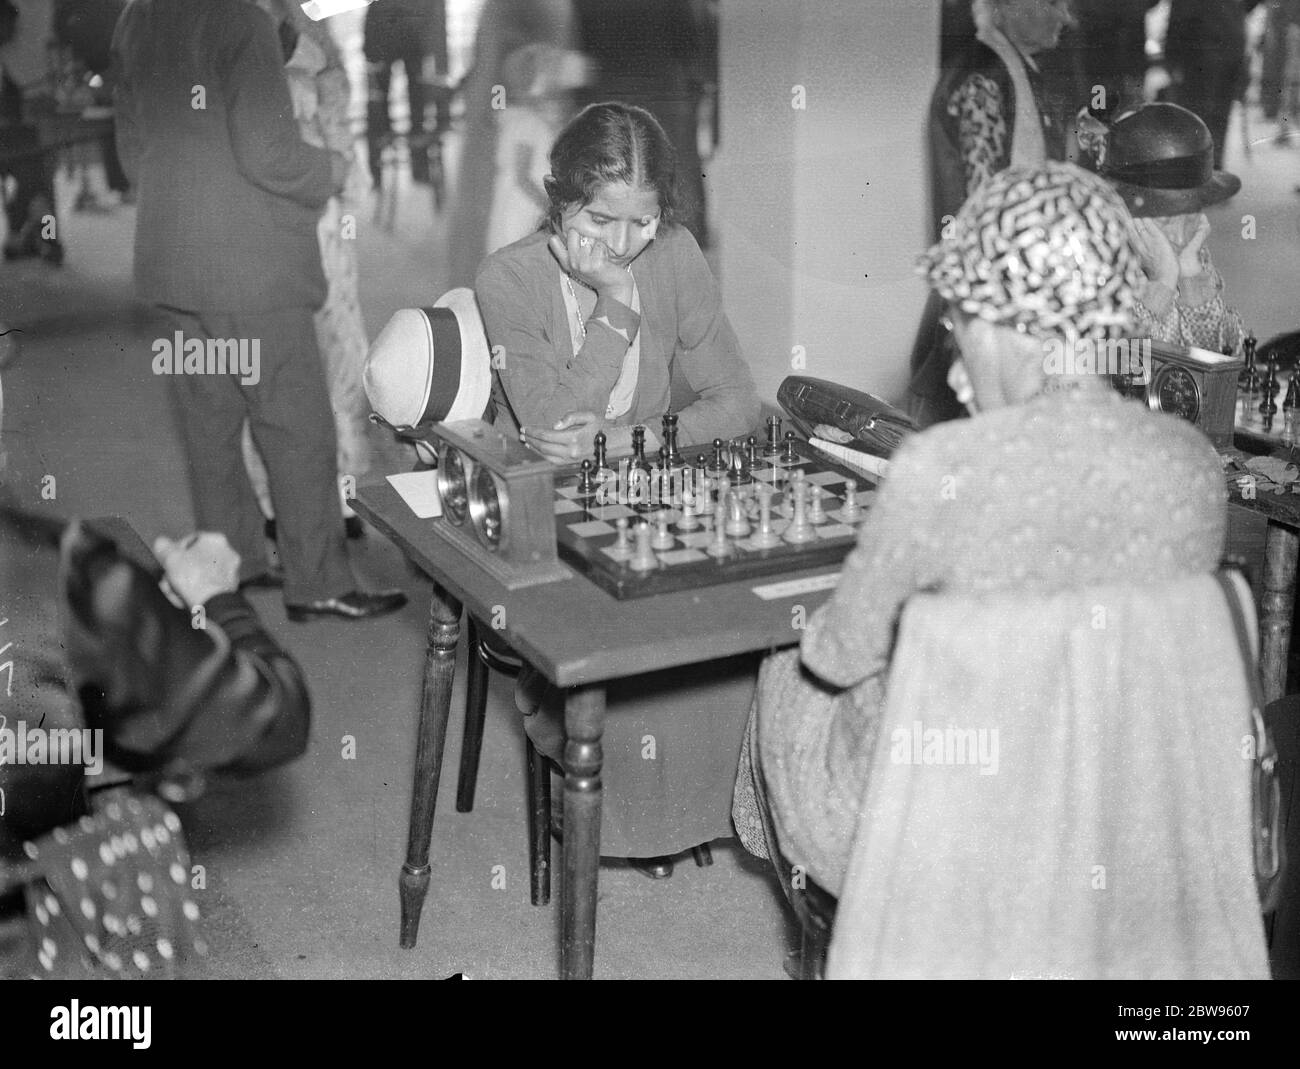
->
xmin=548 ymin=229 xmax=634 ymax=306
xmin=1177 ymin=215 xmax=1211 ymax=280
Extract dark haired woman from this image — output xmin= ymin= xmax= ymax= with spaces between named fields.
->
xmin=476 ymin=101 xmax=760 ymax=875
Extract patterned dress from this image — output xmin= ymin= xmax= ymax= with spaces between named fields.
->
xmin=734 ymin=387 xmax=1228 ymax=895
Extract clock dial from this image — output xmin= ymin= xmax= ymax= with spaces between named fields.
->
xmin=470 ymin=464 xmax=508 ymax=552
xmin=1150 ymin=365 xmax=1201 ymax=424
xmin=437 ymin=445 xmax=470 ymax=525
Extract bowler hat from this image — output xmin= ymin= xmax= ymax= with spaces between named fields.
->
xmin=1100 ymin=103 xmax=1241 ymax=217
xmin=363 ymin=287 xmax=493 ymax=434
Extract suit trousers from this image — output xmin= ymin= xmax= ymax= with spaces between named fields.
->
xmin=159 ymin=306 xmax=354 ymax=604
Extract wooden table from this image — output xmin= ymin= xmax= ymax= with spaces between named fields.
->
xmin=353 ymin=480 xmax=840 ymax=979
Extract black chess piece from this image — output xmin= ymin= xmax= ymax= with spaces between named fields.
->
xmin=708 ymin=437 xmax=728 ymax=474
xmin=1285 ymin=374 xmax=1299 ymax=413
xmin=728 ymin=439 xmax=753 ymax=486
xmin=576 ymin=459 xmax=597 ymax=499
xmin=1261 ymin=357 xmax=1280 ymax=417
xmin=764 ymin=414 xmax=782 ymax=457
xmin=781 ymin=430 xmax=799 ymax=464
xmin=746 ymin=435 xmax=759 ymax=468
xmin=631 ymin=425 xmax=652 ymax=475
xmin=1240 ymin=332 xmax=1259 ymax=391
xmin=593 ymin=430 xmax=608 ymax=473
xmin=661 ymin=412 xmax=683 ymax=468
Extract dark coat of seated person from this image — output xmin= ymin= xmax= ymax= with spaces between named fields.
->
xmin=0 ymin=515 xmax=311 ymax=863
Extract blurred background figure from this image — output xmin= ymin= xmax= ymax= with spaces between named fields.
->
xmin=572 ymin=0 xmax=716 ymax=245
xmin=447 ymin=0 xmax=575 ymax=287
xmin=908 ymin=0 xmax=1076 ymax=428
xmin=364 ymin=0 xmax=444 ymax=188
xmin=1260 ymin=0 xmax=1300 ymax=141
xmin=52 ymin=0 xmax=130 ymax=204
xmin=0 ymin=0 xmax=63 ymax=263
xmin=1163 ymin=0 xmax=1264 ymax=168
xmin=244 ymin=0 xmax=374 ymax=544
xmin=484 ymin=40 xmax=589 ymax=253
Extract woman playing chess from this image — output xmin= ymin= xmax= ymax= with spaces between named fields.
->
xmin=476 ymin=101 xmax=760 ymax=463
xmin=733 ymin=162 xmax=1232 ymax=907
xmin=475 ymin=101 xmax=762 ymax=876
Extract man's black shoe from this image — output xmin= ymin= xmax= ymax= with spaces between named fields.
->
xmin=286 ymin=589 xmax=407 ymax=622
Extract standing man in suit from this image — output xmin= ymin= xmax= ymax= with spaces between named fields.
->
xmin=110 ymin=0 xmax=404 ymax=621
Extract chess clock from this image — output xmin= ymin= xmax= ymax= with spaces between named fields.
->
xmin=1126 ymin=341 xmax=1243 ymax=449
xmin=428 ymin=419 xmax=572 ymax=588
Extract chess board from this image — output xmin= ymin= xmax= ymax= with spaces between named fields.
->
xmin=551 ymin=439 xmax=878 ymax=599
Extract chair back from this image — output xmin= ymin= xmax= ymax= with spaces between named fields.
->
xmin=827 ymin=572 xmax=1274 ymax=979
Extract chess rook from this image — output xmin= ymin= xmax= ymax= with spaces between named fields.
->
xmin=764 ymin=414 xmax=782 ymax=456
xmin=661 ymin=412 xmax=683 ymax=468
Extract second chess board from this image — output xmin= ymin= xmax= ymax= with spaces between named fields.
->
xmin=551 ymin=438 xmax=878 ymax=599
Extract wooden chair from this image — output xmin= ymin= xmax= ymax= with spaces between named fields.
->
xmin=782 ymin=570 xmax=1282 ymax=979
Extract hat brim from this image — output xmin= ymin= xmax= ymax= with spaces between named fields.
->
xmin=1113 ymin=171 xmax=1241 ymax=218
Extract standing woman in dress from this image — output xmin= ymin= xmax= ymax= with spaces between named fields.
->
xmin=908 ymin=0 xmax=1076 ymax=427
xmin=243 ymin=1 xmax=373 ymax=540
xmin=476 ymin=102 xmax=760 ymax=875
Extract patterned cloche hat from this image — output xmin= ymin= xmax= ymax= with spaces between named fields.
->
xmin=920 ymin=161 xmax=1144 ymax=344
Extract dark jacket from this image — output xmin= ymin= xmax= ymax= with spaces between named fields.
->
xmin=110 ymin=0 xmax=335 ymax=313
xmin=0 ymin=518 xmax=310 ymax=860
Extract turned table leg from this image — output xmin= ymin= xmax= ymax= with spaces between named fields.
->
xmin=1260 ymin=521 xmax=1300 ymax=706
xmin=561 ymin=684 xmax=605 ymax=980
xmin=398 ymin=582 xmax=462 ymax=949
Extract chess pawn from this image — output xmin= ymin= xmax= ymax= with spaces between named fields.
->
xmin=650 ymin=510 xmax=676 ymax=550
xmin=707 ymin=437 xmax=728 ymax=475
xmin=706 ymin=508 xmax=730 ymax=558
xmin=576 ymin=459 xmax=598 ymax=500
xmin=751 ymin=487 xmax=781 ymax=549
xmin=840 ymin=478 xmax=862 ymax=521
xmin=629 ymin=520 xmax=658 ymax=573
xmin=608 ymin=517 xmax=633 ymax=561
xmin=781 ymin=431 xmax=799 ymax=464
xmin=1284 ymin=374 xmax=1299 ymax=414
xmin=807 ymin=485 xmax=826 ymax=524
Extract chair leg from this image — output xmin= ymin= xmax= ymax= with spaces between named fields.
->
xmin=526 ymin=737 xmax=551 ymax=906
xmin=691 ymin=843 xmax=713 ymax=867
xmin=455 ymin=617 xmax=489 ymax=813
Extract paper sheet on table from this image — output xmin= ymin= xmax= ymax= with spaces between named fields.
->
xmin=387 ymin=470 xmax=442 ymax=518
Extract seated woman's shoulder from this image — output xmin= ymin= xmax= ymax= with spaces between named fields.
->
xmin=476 ymin=229 xmax=552 ymax=286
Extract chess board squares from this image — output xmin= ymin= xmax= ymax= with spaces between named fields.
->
xmin=803 ymin=471 xmax=843 ymax=487
xmin=588 ymin=503 xmax=637 ymax=521
xmin=657 ymin=549 xmax=708 ymax=566
xmin=814 ymin=523 xmax=856 ymax=540
xmin=570 ymin=519 xmax=616 ymax=539
xmin=554 ymin=486 xmax=584 ymax=499
xmin=554 ymin=497 xmax=585 ymax=515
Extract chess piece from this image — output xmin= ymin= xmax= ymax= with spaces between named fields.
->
xmin=576 ymin=459 xmax=597 ymax=499
xmin=1261 ymin=357 xmax=1279 ymax=417
xmin=651 ymin=510 xmax=675 ymax=550
xmin=1239 ymin=332 xmax=1257 ymax=390
xmin=728 ymin=439 xmax=753 ymax=486
xmin=764 ymin=414 xmax=782 ymax=457
xmin=697 ymin=474 xmax=714 ymax=517
xmin=782 ymin=476 xmax=816 ymax=543
xmin=840 ymin=478 xmax=862 ymax=521
xmin=708 ymin=437 xmax=728 ymax=474
xmin=725 ymin=488 xmax=751 ymax=538
xmin=593 ymin=431 xmax=611 ymax=477
xmin=1286 ymin=374 xmax=1300 ymax=414
xmin=631 ymin=425 xmax=652 ymax=475
xmin=781 ymin=431 xmax=799 ymax=465
xmin=751 ymin=487 xmax=781 ymax=549
xmin=706 ymin=510 xmax=730 ymax=558
xmin=629 ymin=520 xmax=658 ymax=572
xmin=808 ymin=484 xmax=826 ymax=524
xmin=608 ymin=517 xmax=633 ymax=560
xmin=661 ymin=412 xmax=684 ymax=468
xmin=746 ymin=435 xmax=759 ymax=468
xmin=678 ymin=496 xmax=700 ymax=531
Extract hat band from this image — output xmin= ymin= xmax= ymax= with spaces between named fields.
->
xmin=420 ymin=307 xmax=464 ymax=423
xmin=1103 ymin=151 xmax=1213 ymax=191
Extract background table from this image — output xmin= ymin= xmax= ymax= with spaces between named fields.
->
xmin=354 ymin=480 xmax=842 ymax=979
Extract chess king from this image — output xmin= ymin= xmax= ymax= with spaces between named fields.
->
xmin=474 ymin=102 xmax=762 ymax=875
